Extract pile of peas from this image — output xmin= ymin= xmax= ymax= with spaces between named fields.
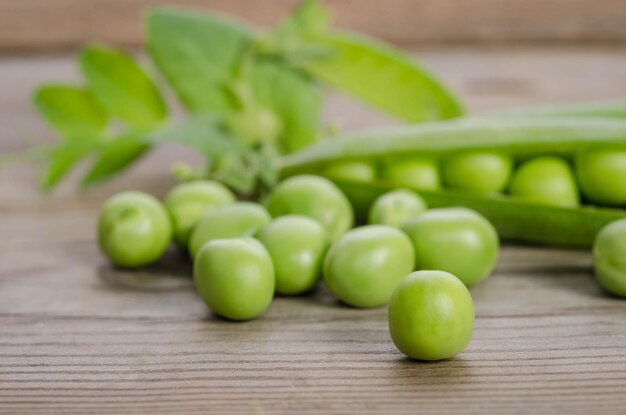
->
xmin=98 ymin=164 xmax=626 ymax=361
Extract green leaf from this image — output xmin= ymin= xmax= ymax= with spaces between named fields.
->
xmin=32 ymin=85 xmax=107 ymax=137
xmin=80 ymin=45 xmax=167 ymax=129
xmin=147 ymin=7 xmax=253 ymax=113
xmin=302 ymin=32 xmax=464 ymax=122
xmin=81 ymin=134 xmax=149 ymax=187
xmin=248 ymin=59 xmax=322 ymax=153
xmin=40 ymin=137 xmax=100 ymax=191
xmin=146 ymin=114 xmax=242 ymax=160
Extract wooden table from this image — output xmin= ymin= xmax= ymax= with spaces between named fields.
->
xmin=1 ymin=47 xmax=626 ymax=414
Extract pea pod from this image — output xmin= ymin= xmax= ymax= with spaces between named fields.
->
xmin=281 ymin=117 xmax=626 ymax=174
xmin=333 ymin=180 xmax=626 ymax=248
xmin=280 ymin=117 xmax=626 ymax=247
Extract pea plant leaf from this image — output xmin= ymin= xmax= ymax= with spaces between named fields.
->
xmin=145 ymin=114 xmax=241 ymax=160
xmin=81 ymin=134 xmax=149 ymax=187
xmin=248 ymin=59 xmax=322 ymax=153
xmin=40 ymin=137 xmax=102 ymax=191
xmin=147 ymin=7 xmax=253 ymax=114
xmin=80 ymin=45 xmax=167 ymax=129
xmin=32 ymin=85 xmax=108 ymax=137
xmin=266 ymin=0 xmax=465 ymax=122
xmin=303 ymin=32 xmax=465 ymax=122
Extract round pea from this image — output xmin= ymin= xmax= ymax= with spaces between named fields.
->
xmin=443 ymin=151 xmax=512 ymax=193
xmin=402 ymin=208 xmax=498 ymax=286
xmin=257 ymin=216 xmax=329 ymax=295
xmin=188 ymin=202 xmax=271 ymax=258
xmin=593 ymin=219 xmax=626 ymax=297
xmin=323 ymin=225 xmax=415 ymax=308
xmin=194 ymin=238 xmax=274 ymax=320
xmin=322 ymin=160 xmax=377 ymax=183
xmin=98 ymin=191 xmax=172 ymax=268
xmin=368 ymin=189 xmax=428 ymax=228
xmin=265 ymin=175 xmax=354 ymax=241
xmin=576 ymin=149 xmax=626 ymax=206
xmin=509 ymin=156 xmax=579 ymax=207
xmin=381 ymin=158 xmax=440 ymax=190
xmin=164 ymin=180 xmax=235 ymax=247
xmin=388 ymin=270 xmax=474 ymax=361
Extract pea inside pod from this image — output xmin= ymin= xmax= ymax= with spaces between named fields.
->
xmin=322 ymin=160 xmax=377 ymax=183
xmin=381 ymin=157 xmax=440 ymax=190
xmin=577 ymin=149 xmax=626 ymax=207
xmin=443 ymin=151 xmax=512 ymax=193
xmin=509 ymin=156 xmax=579 ymax=207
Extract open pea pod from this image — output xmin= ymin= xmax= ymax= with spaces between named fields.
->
xmin=332 ymin=180 xmax=626 ymax=248
xmin=280 ymin=117 xmax=626 ymax=247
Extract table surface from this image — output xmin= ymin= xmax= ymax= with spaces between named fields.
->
xmin=2 ymin=47 xmax=626 ymax=414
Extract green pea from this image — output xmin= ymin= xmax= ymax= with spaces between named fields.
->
xmin=98 ymin=191 xmax=172 ymax=268
xmin=577 ymin=149 xmax=626 ymax=206
xmin=188 ymin=202 xmax=271 ymax=258
xmin=323 ymin=225 xmax=415 ymax=308
xmin=402 ymin=208 xmax=498 ymax=286
xmin=443 ymin=151 xmax=512 ymax=193
xmin=381 ymin=158 xmax=440 ymax=190
xmin=388 ymin=270 xmax=474 ymax=361
xmin=194 ymin=238 xmax=274 ymax=321
xmin=593 ymin=219 xmax=626 ymax=297
xmin=164 ymin=180 xmax=235 ymax=247
xmin=509 ymin=156 xmax=579 ymax=207
xmin=322 ymin=160 xmax=377 ymax=182
xmin=265 ymin=175 xmax=354 ymax=241
xmin=367 ymin=189 xmax=428 ymax=228
xmin=257 ymin=216 xmax=329 ymax=295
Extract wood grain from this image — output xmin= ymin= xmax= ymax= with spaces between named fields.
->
xmin=2 ymin=48 xmax=626 ymax=413
xmin=1 ymin=0 xmax=626 ymax=52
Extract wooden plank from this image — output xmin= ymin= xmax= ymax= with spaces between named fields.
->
xmin=1 ymin=48 xmax=626 ymax=413
xmin=1 ymin=0 xmax=626 ymax=52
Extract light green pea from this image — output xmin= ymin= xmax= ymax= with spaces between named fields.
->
xmin=443 ymin=151 xmax=512 ymax=193
xmin=381 ymin=158 xmax=440 ymax=190
xmin=323 ymin=225 xmax=415 ymax=308
xmin=322 ymin=160 xmax=377 ymax=182
xmin=402 ymin=207 xmax=499 ymax=287
xmin=577 ymin=149 xmax=626 ymax=206
xmin=368 ymin=189 xmax=428 ymax=227
xmin=188 ymin=202 xmax=271 ymax=258
xmin=164 ymin=180 xmax=235 ymax=247
xmin=257 ymin=215 xmax=329 ymax=295
xmin=265 ymin=175 xmax=354 ymax=241
xmin=593 ymin=219 xmax=626 ymax=297
xmin=509 ymin=156 xmax=579 ymax=207
xmin=388 ymin=270 xmax=474 ymax=361
xmin=98 ymin=191 xmax=172 ymax=268
xmin=194 ymin=238 xmax=274 ymax=321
